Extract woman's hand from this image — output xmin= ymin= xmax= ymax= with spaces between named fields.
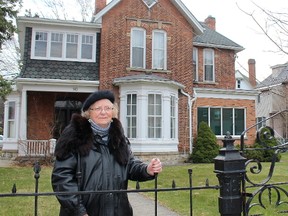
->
xmin=147 ymin=158 xmax=162 ymax=176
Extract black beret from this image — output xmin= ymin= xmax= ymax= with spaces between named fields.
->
xmin=82 ymin=90 xmax=115 ymax=112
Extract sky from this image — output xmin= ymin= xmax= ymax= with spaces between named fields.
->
xmin=19 ymin=0 xmax=288 ymax=82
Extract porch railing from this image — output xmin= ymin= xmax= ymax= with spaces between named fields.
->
xmin=25 ymin=139 xmax=56 ymax=156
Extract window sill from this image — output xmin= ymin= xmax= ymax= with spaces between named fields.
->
xmin=193 ymin=80 xmax=218 ymax=85
xmin=126 ymin=67 xmax=171 ymax=74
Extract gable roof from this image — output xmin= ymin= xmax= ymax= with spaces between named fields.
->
xmin=194 ymin=22 xmax=244 ymax=52
xmin=92 ymin=0 xmax=204 ymax=35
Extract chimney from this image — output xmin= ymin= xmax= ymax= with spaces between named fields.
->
xmin=94 ymin=0 xmax=106 ymax=14
xmin=205 ymin=16 xmax=216 ymax=30
xmin=248 ymin=59 xmax=257 ymax=87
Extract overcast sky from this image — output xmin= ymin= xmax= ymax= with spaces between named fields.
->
xmin=19 ymin=0 xmax=288 ymax=82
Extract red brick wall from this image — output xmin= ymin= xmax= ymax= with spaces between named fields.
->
xmin=193 ymin=97 xmax=256 ymax=146
xmin=99 ymin=0 xmax=195 ymax=150
xmin=194 ymin=47 xmax=236 ymax=89
xmin=27 ymin=92 xmax=89 ymax=140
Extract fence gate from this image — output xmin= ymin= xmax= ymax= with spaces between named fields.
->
xmin=240 ymin=110 xmax=288 ymax=216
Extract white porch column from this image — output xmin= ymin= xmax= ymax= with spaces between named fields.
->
xmin=19 ymin=89 xmax=27 ymax=140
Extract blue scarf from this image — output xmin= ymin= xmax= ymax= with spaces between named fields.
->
xmin=88 ymin=119 xmax=111 ymax=142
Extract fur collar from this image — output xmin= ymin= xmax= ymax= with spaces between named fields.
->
xmin=54 ymin=113 xmax=129 ymax=165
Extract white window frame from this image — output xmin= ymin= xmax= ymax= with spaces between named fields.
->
xmin=31 ymin=29 xmax=96 ymax=62
xmin=193 ymin=47 xmax=198 ymax=81
xmin=7 ymin=101 xmax=16 ymax=139
xmin=119 ymin=86 xmax=179 ymax=152
xmin=152 ymin=30 xmax=167 ymax=70
xmin=148 ymin=94 xmax=162 ymax=138
xmin=130 ymin=27 xmax=146 ymax=69
xmin=203 ymin=48 xmax=215 ymax=82
xmin=197 ymin=107 xmax=246 ymax=136
xmin=126 ymin=93 xmax=137 ymax=138
xmin=170 ymin=95 xmax=176 ymax=138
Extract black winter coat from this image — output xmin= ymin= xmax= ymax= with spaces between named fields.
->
xmin=51 ymin=114 xmax=154 ymax=216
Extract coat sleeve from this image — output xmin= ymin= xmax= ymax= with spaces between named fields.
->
xmin=127 ymin=153 xmax=155 ymax=182
xmin=51 ymin=153 xmax=87 ymax=216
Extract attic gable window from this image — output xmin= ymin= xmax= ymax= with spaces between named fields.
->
xmin=142 ymin=0 xmax=157 ymax=8
xmin=31 ymin=29 xmax=96 ymax=62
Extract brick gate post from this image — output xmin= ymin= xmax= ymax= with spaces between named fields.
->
xmin=214 ymin=133 xmax=246 ymax=216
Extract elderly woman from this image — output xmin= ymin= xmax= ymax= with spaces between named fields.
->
xmin=51 ymin=90 xmax=162 ymax=216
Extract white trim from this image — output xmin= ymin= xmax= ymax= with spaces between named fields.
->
xmin=16 ymin=78 xmax=99 ymax=92
xmin=152 ymin=29 xmax=167 ymax=70
xmin=118 ymin=83 xmax=179 ymax=153
xmin=130 ymin=27 xmax=146 ymax=69
xmin=92 ymin=0 xmax=203 ymax=35
xmin=194 ymin=87 xmax=258 ymax=100
xmin=31 ymin=28 xmax=97 ymax=62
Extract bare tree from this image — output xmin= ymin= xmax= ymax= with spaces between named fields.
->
xmin=25 ymin=0 xmax=93 ymax=21
xmin=42 ymin=0 xmax=68 ymax=20
xmin=76 ymin=0 xmax=93 ymax=21
xmin=238 ymin=1 xmax=288 ymax=56
xmin=0 ymin=37 xmax=20 ymax=79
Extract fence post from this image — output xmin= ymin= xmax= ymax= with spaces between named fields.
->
xmin=214 ymin=132 xmax=246 ymax=216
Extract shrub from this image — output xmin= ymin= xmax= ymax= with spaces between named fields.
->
xmin=189 ymin=121 xmax=219 ymax=163
xmin=242 ymin=126 xmax=281 ymax=162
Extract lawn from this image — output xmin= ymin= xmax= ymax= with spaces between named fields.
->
xmin=1 ymin=152 xmax=288 ymax=215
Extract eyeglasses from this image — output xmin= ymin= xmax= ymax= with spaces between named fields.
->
xmin=89 ymin=106 xmax=114 ymax=113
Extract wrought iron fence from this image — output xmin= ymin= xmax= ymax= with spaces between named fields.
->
xmin=0 ymin=161 xmax=219 ymax=216
xmin=2 ymin=110 xmax=288 ymax=215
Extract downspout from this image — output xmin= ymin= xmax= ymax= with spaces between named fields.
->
xmin=180 ymin=89 xmax=197 ymax=154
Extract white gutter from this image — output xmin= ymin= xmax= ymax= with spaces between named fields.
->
xmin=180 ymin=89 xmax=197 ymax=154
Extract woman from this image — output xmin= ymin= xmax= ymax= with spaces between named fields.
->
xmin=51 ymin=90 xmax=162 ymax=216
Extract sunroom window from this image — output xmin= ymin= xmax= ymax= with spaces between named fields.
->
xmin=32 ymin=29 xmax=96 ymax=62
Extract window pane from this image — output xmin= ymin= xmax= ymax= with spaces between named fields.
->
xmin=148 ymin=94 xmax=162 ymax=138
xmin=8 ymin=102 xmax=16 ymax=138
xmin=235 ymin=109 xmax=244 ymax=135
xmin=153 ymin=31 xmax=165 ymax=69
xmin=204 ymin=49 xmax=214 ymax=81
xmin=170 ymin=96 xmax=176 ymax=138
xmin=131 ymin=29 xmax=144 ymax=68
xmin=127 ymin=94 xmax=137 ymax=138
xmin=222 ymin=108 xmax=233 ymax=135
xmin=193 ymin=47 xmax=198 ymax=81
xmin=210 ymin=108 xmax=221 ymax=135
xmin=204 ymin=65 xmax=213 ymax=81
xmin=8 ymin=102 xmax=15 ymax=119
xmin=35 ymin=32 xmax=47 ymax=57
xmin=81 ymin=35 xmax=93 ymax=59
xmin=50 ymin=33 xmax=63 ymax=58
xmin=66 ymin=34 xmax=78 ymax=58
xmin=198 ymin=107 xmax=208 ymax=128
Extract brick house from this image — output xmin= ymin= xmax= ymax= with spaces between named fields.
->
xmin=2 ymin=0 xmax=257 ymax=161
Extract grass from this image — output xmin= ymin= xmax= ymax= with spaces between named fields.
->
xmin=1 ymin=153 xmax=288 ymax=215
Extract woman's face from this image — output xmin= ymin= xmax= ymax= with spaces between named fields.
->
xmin=88 ymin=99 xmax=114 ymax=128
